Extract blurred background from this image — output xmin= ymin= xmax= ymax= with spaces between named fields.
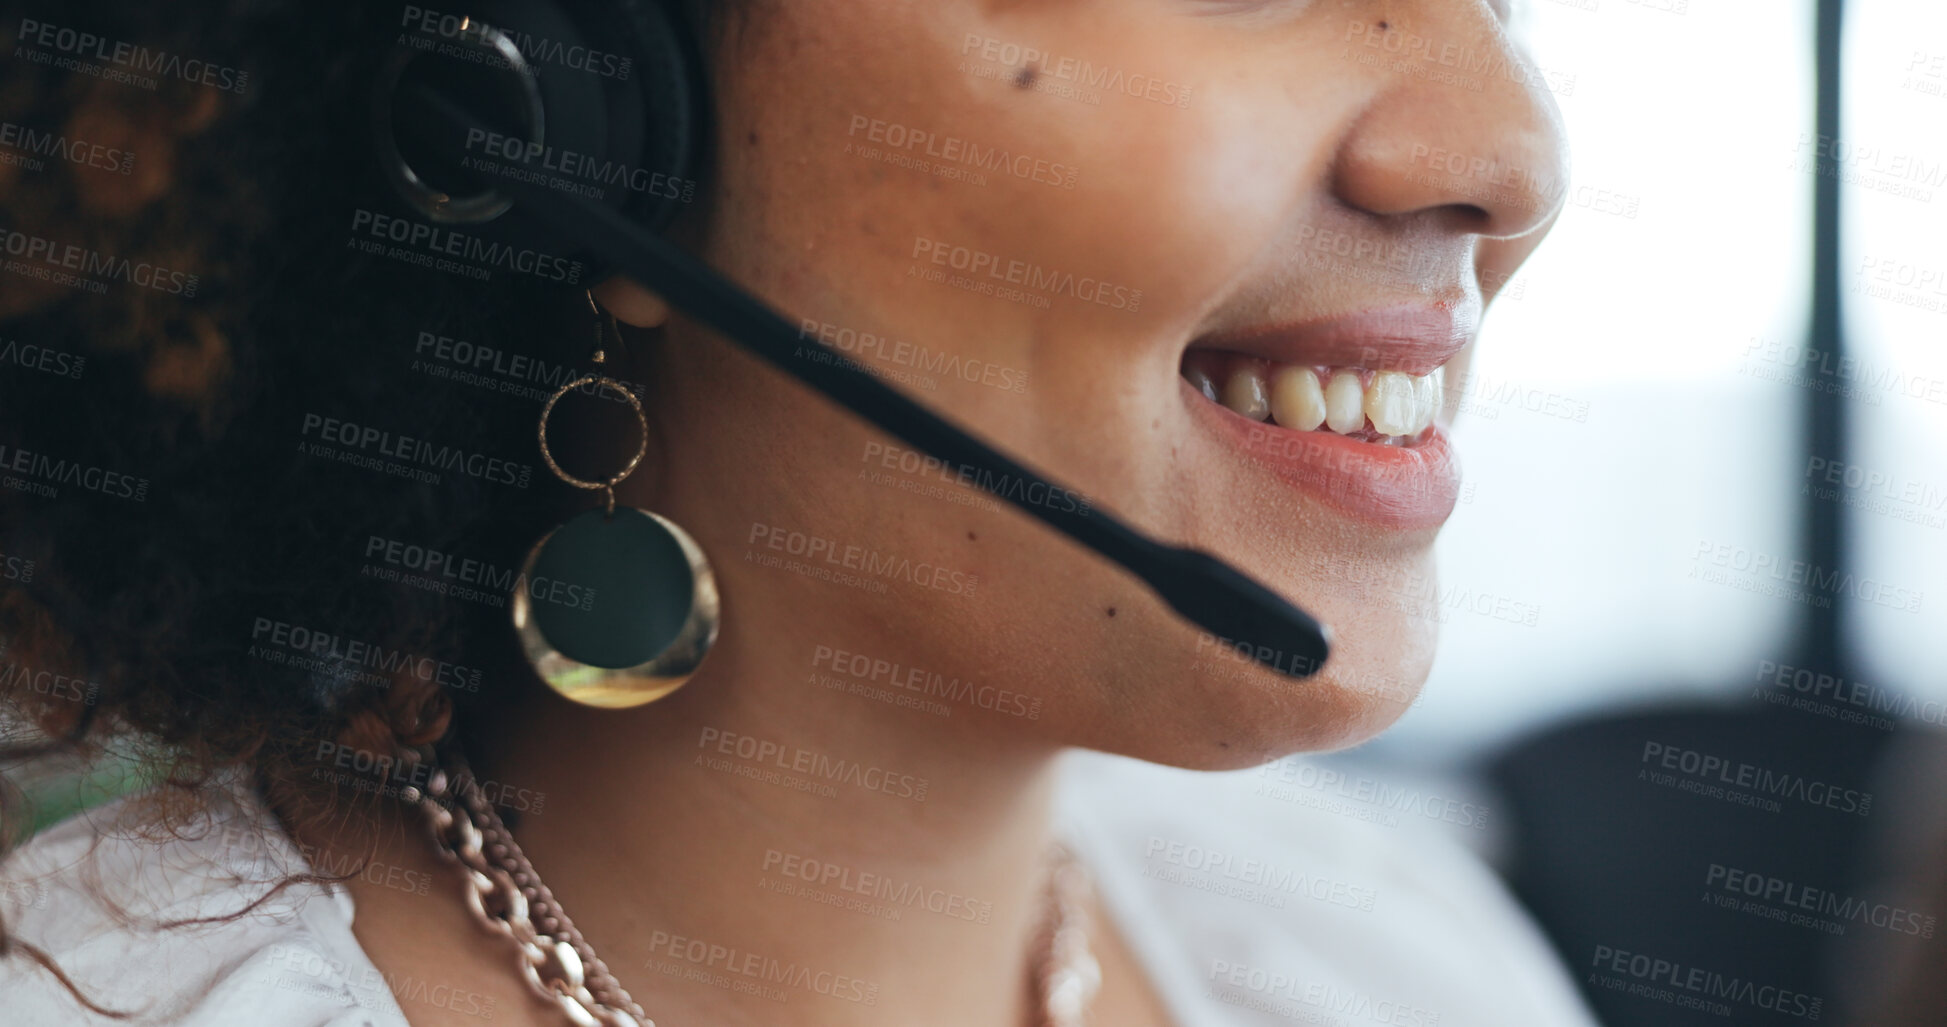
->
xmin=1393 ymin=0 xmax=1947 ymax=772
xmin=1352 ymin=0 xmax=1947 ymax=1023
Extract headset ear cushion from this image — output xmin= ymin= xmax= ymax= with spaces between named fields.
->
xmin=600 ymin=0 xmax=709 ymax=234
xmin=454 ymin=0 xmax=706 ymax=237
xmin=372 ymin=1 xmax=708 ymax=271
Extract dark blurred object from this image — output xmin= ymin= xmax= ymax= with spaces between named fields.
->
xmin=1823 ymin=728 xmax=1947 ymax=1026
xmin=1488 ymin=704 xmax=1901 ymax=1026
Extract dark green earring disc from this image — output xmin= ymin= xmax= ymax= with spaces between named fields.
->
xmin=527 ymin=508 xmax=695 ymax=670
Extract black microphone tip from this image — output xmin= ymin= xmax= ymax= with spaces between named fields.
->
xmin=1153 ymin=547 xmax=1331 ymax=680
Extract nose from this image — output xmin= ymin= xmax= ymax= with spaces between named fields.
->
xmin=1330 ymin=11 xmax=1570 ymax=240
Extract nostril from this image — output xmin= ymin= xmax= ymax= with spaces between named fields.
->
xmin=1453 ymin=203 xmax=1496 ymax=233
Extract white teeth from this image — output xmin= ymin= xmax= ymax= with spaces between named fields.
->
xmin=1324 ymin=371 xmax=1366 ymax=434
xmin=1188 ymin=355 xmax=1443 ymax=441
xmin=1364 ymin=371 xmax=1419 ymax=436
xmin=1412 ymin=372 xmax=1442 ymax=434
xmin=1268 ymin=366 xmax=1325 ymax=432
xmin=1221 ymin=366 xmax=1270 ymax=421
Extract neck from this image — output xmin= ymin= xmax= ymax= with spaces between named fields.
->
xmin=475 ymin=590 xmax=1066 ymax=1027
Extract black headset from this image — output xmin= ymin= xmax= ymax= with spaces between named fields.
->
xmin=375 ymin=0 xmax=1331 ymax=679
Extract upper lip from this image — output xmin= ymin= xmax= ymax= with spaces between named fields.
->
xmin=1185 ymin=304 xmax=1477 ymax=378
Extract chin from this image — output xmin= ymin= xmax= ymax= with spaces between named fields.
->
xmin=1064 ymin=593 xmax=1437 ymax=774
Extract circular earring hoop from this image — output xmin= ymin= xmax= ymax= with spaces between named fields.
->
xmin=535 ymin=373 xmax=648 ymax=511
xmin=513 ymin=366 xmax=720 ymax=709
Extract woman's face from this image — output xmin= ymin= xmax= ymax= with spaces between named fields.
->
xmin=614 ymin=0 xmax=1566 ymax=768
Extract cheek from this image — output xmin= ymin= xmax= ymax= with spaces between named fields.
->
xmin=964 ymin=41 xmax=1325 ymax=334
xmin=713 ymin=9 xmax=1323 ymax=349
xmin=1050 ymin=98 xmax=1304 ymax=322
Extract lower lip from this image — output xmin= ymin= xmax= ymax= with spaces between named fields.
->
xmin=1181 ymin=377 xmax=1462 ymax=531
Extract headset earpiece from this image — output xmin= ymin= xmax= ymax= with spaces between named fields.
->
xmin=376 ymin=0 xmax=706 ymax=268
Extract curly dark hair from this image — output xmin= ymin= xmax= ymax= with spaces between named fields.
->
xmin=0 ymin=0 xmax=717 ymax=1009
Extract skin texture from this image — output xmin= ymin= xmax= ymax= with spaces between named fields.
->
xmin=307 ymin=1 xmax=1568 ymax=1024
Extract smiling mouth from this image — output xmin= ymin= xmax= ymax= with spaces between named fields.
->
xmin=1175 ymin=305 xmax=1471 ymax=530
xmin=1180 ymin=353 xmax=1444 ymax=446
xmin=1176 ymin=303 xmax=1470 ymax=447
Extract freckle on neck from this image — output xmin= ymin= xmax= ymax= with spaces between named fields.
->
xmin=1014 ymin=67 xmax=1037 ymax=89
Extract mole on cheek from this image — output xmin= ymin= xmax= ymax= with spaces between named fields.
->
xmin=1014 ymin=67 xmax=1037 ymax=89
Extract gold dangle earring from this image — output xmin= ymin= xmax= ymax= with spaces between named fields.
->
xmin=512 ymin=291 xmax=720 ymax=707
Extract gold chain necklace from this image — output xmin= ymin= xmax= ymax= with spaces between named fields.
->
xmin=401 ymin=751 xmax=1101 ymax=1026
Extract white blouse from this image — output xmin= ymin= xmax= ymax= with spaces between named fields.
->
xmin=0 ymin=752 xmax=1598 ymax=1026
